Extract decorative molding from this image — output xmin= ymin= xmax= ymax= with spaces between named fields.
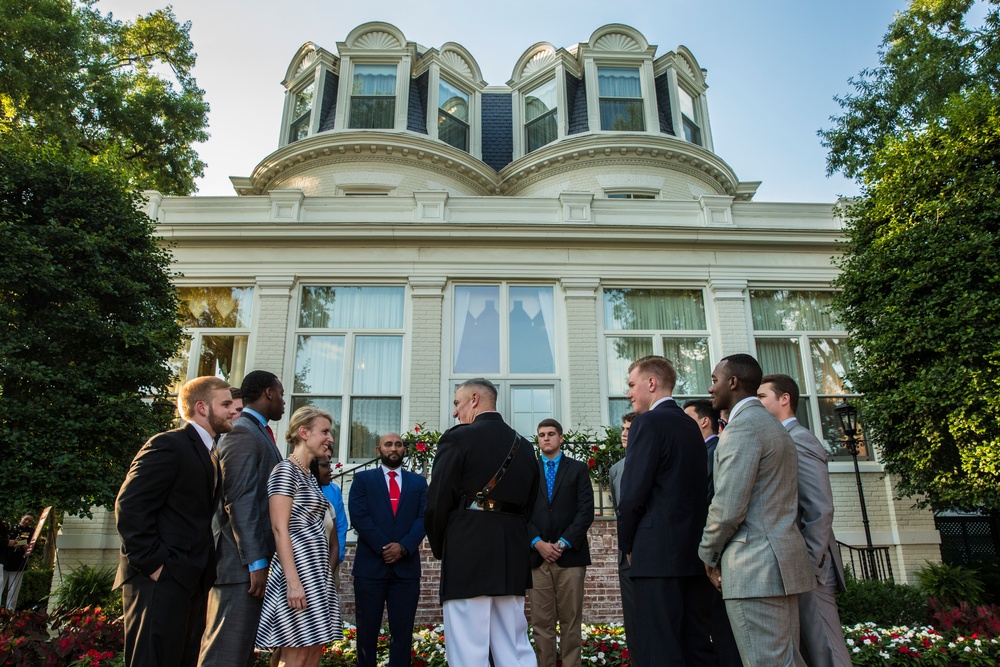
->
xmin=708 ymin=277 xmax=747 ymax=301
xmin=414 ymin=190 xmax=449 ymax=221
xmin=141 ymin=190 xmax=163 ymax=221
xmin=354 ymin=30 xmax=402 ymax=50
xmin=561 ymin=277 xmax=601 ymax=298
xmin=699 ymin=194 xmax=735 ymax=226
xmin=523 ymin=48 xmax=557 ymax=78
xmin=559 ymin=191 xmax=594 ymax=223
xmin=269 ymin=189 xmax=304 ymax=222
xmin=593 ymin=32 xmax=641 ymax=52
xmin=441 ymin=50 xmax=473 ymax=78
xmin=255 ymin=275 xmax=297 ymax=298
xmin=408 ymin=276 xmax=447 ymax=297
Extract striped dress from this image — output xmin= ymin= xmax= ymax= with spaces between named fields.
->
xmin=256 ymin=459 xmax=341 ymax=648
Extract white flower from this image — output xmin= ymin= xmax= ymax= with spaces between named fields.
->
xmin=965 ymin=646 xmax=972 ymax=652
xmin=852 ymin=647 xmax=860 ymax=653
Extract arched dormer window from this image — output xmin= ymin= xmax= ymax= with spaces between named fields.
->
xmin=280 ymin=44 xmax=337 ymax=146
xmin=656 ymin=46 xmax=713 ymax=150
xmin=509 ymin=43 xmax=570 ymax=159
xmin=420 ymin=43 xmax=484 ymax=156
xmin=334 ymin=22 xmax=412 ymax=132
xmin=581 ymin=26 xmax=657 ymax=136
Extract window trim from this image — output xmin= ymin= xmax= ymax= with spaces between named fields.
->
xmin=584 ymin=58 xmax=657 ymax=135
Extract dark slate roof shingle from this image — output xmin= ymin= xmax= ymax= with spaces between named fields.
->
xmin=566 ymin=73 xmax=588 ymax=135
xmin=654 ymin=73 xmax=675 ymax=136
xmin=481 ymin=92 xmax=513 ymax=172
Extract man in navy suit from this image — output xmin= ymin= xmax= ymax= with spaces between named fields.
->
xmin=349 ymin=432 xmax=428 ymax=667
xmin=618 ymin=356 xmax=715 ymax=666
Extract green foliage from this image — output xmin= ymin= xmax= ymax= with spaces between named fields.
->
xmin=832 ymin=85 xmax=1000 ymax=510
xmin=821 ymin=0 xmax=1000 ymax=178
xmin=0 ymin=0 xmax=209 ymax=194
xmin=54 ymin=565 xmax=118 ymax=612
xmin=559 ymin=427 xmax=624 ymax=488
xmin=0 ymin=141 xmax=184 ymax=518
xmin=12 ymin=570 xmax=53 ymax=611
xmin=400 ymin=422 xmax=443 ymax=475
xmin=917 ymin=562 xmax=987 ymax=607
xmin=836 ymin=574 xmax=928 ymax=627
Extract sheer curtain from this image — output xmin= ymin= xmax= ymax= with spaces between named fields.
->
xmin=606 ymin=337 xmax=654 ymax=396
xmin=300 ymin=286 xmax=404 ymax=329
xmin=604 ymin=289 xmax=706 ymax=330
xmin=293 ymin=335 xmax=345 ymax=394
xmin=662 ymin=336 xmax=709 ymax=395
xmin=755 ymin=338 xmax=804 ymax=384
xmin=750 ymin=290 xmax=841 ymax=331
xmin=352 ymin=336 xmax=402 ymax=394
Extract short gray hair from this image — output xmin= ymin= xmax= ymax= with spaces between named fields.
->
xmin=458 ymin=378 xmax=497 ymax=405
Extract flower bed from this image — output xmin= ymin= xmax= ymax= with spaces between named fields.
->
xmin=843 ymin=624 xmax=1000 ymax=665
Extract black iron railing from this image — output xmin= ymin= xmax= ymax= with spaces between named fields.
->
xmin=838 ymin=541 xmax=894 ymax=581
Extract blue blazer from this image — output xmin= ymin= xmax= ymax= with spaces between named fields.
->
xmin=349 ymin=467 xmax=427 ymax=580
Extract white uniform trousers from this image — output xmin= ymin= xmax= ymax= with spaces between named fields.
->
xmin=442 ymin=595 xmax=536 ymax=667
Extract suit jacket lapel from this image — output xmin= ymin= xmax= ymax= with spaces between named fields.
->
xmin=185 ymin=423 xmax=216 ymax=498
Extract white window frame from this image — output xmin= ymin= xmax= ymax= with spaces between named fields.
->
xmin=585 ymin=59 xmax=657 ymax=135
xmin=522 ymin=77 xmax=560 ymax=154
xmin=335 ymin=58 xmax=409 ymax=131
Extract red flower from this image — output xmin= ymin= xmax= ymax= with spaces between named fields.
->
xmin=416 ymin=442 xmax=428 ymax=452
xmin=335 ymin=462 xmax=343 ymax=469
xmin=591 ymin=445 xmax=600 ymax=452
xmin=414 ymin=425 xmax=421 ymax=432
xmin=588 ymin=458 xmax=596 ymax=468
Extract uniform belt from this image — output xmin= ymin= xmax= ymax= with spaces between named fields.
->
xmin=462 ymin=496 xmax=525 ymax=515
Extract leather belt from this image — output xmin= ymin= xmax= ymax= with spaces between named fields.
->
xmin=462 ymin=496 xmax=525 ymax=516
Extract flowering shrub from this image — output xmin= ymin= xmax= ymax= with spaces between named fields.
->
xmin=401 ymin=422 xmax=443 ymax=475
xmin=559 ymin=428 xmax=624 ymax=488
xmin=927 ymin=598 xmax=1000 ymax=638
xmin=843 ymin=624 xmax=1000 ymax=665
xmin=0 ymin=606 xmax=124 ymax=667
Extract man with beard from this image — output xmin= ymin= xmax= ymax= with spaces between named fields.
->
xmin=200 ymin=370 xmax=286 ymax=667
xmin=349 ymin=432 xmax=428 ymax=667
xmin=115 ymin=376 xmax=238 ymax=667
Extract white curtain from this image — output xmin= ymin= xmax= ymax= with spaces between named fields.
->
xmin=352 ymin=336 xmax=402 ymax=394
xmin=294 ymin=335 xmax=345 ymax=394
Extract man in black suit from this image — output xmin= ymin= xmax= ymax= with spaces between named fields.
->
xmin=425 ymin=378 xmax=540 ymax=667
xmin=349 ymin=432 xmax=428 ymax=667
xmin=527 ymin=418 xmax=594 ymax=667
xmin=115 ymin=376 xmax=237 ymax=667
xmin=199 ymin=370 xmax=286 ymax=667
xmin=618 ymin=356 xmax=715 ymax=666
xmin=685 ymin=398 xmax=741 ymax=667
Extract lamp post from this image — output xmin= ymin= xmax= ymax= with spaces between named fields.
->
xmin=835 ymin=401 xmax=878 ymax=579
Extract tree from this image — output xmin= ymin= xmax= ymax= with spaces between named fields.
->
xmin=0 ymin=0 xmax=209 ymax=195
xmin=832 ymin=87 xmax=1000 ymax=510
xmin=0 ymin=140 xmax=185 ymax=518
xmin=819 ymin=0 xmax=1000 ymax=179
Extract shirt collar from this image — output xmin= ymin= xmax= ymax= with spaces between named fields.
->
xmin=781 ymin=417 xmax=798 ymax=427
xmin=729 ymin=396 xmax=759 ymax=421
xmin=241 ymin=407 xmax=267 ymax=426
xmin=188 ymin=421 xmax=214 ymax=452
xmin=650 ymin=396 xmax=675 ymax=411
xmin=541 ymin=451 xmax=563 ymax=464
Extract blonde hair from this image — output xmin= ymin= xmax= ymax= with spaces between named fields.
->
xmin=177 ymin=376 xmax=231 ymax=421
xmin=628 ymin=355 xmax=677 ymax=392
xmin=286 ymin=406 xmax=333 ymax=447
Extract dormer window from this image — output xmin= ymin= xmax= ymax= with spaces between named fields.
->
xmin=288 ymin=83 xmax=315 ymax=143
xmin=438 ymin=80 xmax=470 ymax=151
xmin=598 ymin=66 xmax=644 ymax=131
xmin=678 ymin=87 xmax=702 ymax=146
xmin=525 ymin=78 xmax=558 ymax=153
xmin=349 ymin=64 xmax=397 ymax=129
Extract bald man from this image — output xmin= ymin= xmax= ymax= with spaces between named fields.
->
xmin=348 ymin=432 xmax=427 ymax=667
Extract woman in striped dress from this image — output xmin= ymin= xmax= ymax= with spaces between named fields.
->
xmin=256 ymin=406 xmax=341 ymax=666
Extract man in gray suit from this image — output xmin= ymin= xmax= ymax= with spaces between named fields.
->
xmin=758 ymin=374 xmax=851 ymax=667
xmin=700 ymin=354 xmax=815 ymax=667
xmin=607 ymin=412 xmax=638 ymax=663
xmin=199 ymin=370 xmax=286 ymax=667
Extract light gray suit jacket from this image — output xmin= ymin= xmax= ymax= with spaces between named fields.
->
xmin=787 ymin=420 xmax=846 ymax=591
xmin=699 ymin=399 xmax=815 ymax=599
xmin=609 ymin=458 xmax=625 ymax=517
xmin=211 ymin=412 xmax=282 ymax=585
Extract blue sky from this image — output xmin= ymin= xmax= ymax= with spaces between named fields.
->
xmin=99 ymin=0 xmax=907 ymax=201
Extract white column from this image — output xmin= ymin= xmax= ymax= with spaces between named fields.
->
xmin=409 ymin=276 xmax=447 ymax=429
xmin=562 ymin=278 xmax=602 ymax=431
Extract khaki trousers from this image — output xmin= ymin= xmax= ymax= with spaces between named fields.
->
xmin=528 ymin=563 xmax=586 ymax=667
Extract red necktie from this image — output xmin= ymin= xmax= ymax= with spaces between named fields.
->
xmin=266 ymin=425 xmax=276 ymax=444
xmin=388 ymin=471 xmax=400 ymax=515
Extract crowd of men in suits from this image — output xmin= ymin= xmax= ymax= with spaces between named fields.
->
xmin=112 ymin=352 xmax=852 ymax=667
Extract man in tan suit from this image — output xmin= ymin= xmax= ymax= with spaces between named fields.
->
xmin=699 ymin=354 xmax=815 ymax=667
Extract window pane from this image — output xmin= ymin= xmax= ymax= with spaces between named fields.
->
xmin=682 ymin=117 xmax=701 ymax=145
xmin=811 ymin=338 xmax=855 ymax=395
xmin=294 ymin=84 xmax=314 ymax=118
xmin=352 ymin=64 xmax=396 ymax=95
xmin=750 ymin=290 xmax=843 ymax=331
xmin=525 ymin=79 xmax=557 ymax=122
xmin=510 ymin=387 xmax=553 ymax=438
xmin=290 ymin=396 xmax=342 ymax=458
xmin=352 ymin=336 xmax=402 ymax=394
xmin=294 ymin=335 xmax=344 ymax=394
xmin=662 ymin=337 xmax=711 ymax=395
xmin=600 ymin=100 xmax=644 ymax=131
xmin=349 ymin=97 xmax=395 ymax=129
xmin=526 ymin=111 xmax=557 ymax=152
xmin=606 ymin=337 xmax=654 ymax=395
xmin=167 ymin=339 xmax=193 ymax=395
xmin=350 ymin=397 xmax=401 ymax=459
xmin=608 ymin=398 xmax=632 ymax=428
xmin=604 ymin=289 xmax=706 ymax=330
xmin=598 ymin=67 xmax=641 ymax=97
xmin=439 ymin=80 xmax=469 ymax=122
xmin=299 ymin=286 xmax=404 ymax=329
xmin=178 ymin=287 xmax=254 ymax=328
xmin=678 ymin=87 xmax=695 ymax=120
xmin=509 ymin=286 xmax=555 ymax=374
xmin=818 ymin=398 xmax=867 ymax=459
xmin=454 ymin=285 xmax=501 ymax=373
xmin=755 ymin=338 xmax=804 ymax=386
xmin=197 ymin=335 xmax=248 ymax=387
xmin=438 ymin=112 xmax=469 ymax=151
xmin=290 ymin=82 xmax=314 ymax=142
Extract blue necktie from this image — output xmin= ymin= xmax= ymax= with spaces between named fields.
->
xmin=546 ymin=460 xmax=557 ymax=501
